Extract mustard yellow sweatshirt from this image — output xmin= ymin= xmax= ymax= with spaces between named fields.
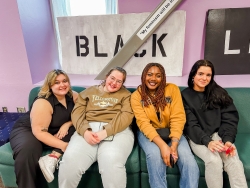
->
xmin=71 ymin=85 xmax=134 ymax=137
xmin=131 ymin=83 xmax=185 ymax=141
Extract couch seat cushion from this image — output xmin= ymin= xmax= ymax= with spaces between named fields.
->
xmin=235 ymin=133 xmax=250 ymax=181
xmin=0 ymin=143 xmax=14 ymax=166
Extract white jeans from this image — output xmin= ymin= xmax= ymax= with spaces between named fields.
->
xmin=189 ymin=133 xmax=247 ymax=188
xmin=58 ymin=122 xmax=134 ymax=188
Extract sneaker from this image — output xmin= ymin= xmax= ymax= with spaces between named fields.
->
xmin=38 ymin=155 xmax=59 ymax=183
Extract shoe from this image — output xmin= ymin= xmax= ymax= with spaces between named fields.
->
xmin=38 ymin=155 xmax=59 ymax=183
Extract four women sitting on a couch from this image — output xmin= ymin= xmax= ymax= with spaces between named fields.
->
xmin=9 ymin=61 xmax=247 ymax=188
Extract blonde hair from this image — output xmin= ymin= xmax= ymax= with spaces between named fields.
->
xmin=38 ymin=69 xmax=73 ymax=98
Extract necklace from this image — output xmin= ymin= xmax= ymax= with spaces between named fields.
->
xmin=149 ymin=92 xmax=155 ymax=97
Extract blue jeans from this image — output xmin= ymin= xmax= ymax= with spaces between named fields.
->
xmin=138 ymin=131 xmax=199 ymax=188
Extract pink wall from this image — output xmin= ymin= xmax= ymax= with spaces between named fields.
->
xmin=17 ymin=0 xmax=60 ymax=83
xmin=0 ymin=0 xmax=59 ymax=112
xmin=0 ymin=0 xmax=33 ymax=112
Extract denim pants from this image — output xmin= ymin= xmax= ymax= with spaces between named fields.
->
xmin=138 ymin=131 xmax=199 ymax=188
xmin=58 ymin=122 xmax=134 ymax=188
xmin=189 ymin=132 xmax=247 ymax=188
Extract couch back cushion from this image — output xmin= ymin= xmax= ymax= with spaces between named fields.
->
xmin=225 ymin=88 xmax=250 ymax=133
xmin=28 ymin=86 xmax=85 ymax=110
xmin=127 ymin=88 xmax=136 ymax=94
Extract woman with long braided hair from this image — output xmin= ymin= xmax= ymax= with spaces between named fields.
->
xmin=131 ymin=63 xmax=199 ymax=188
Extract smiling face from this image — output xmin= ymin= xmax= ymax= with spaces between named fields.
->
xmin=193 ymin=66 xmax=212 ymax=91
xmin=50 ymin=74 xmax=70 ymax=97
xmin=145 ymin=66 xmax=162 ymax=93
xmin=104 ymin=70 xmax=124 ymax=93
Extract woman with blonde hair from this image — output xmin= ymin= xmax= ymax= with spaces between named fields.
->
xmin=10 ymin=69 xmax=78 ymax=188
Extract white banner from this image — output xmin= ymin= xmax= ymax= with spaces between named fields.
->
xmin=58 ymin=11 xmax=186 ymax=76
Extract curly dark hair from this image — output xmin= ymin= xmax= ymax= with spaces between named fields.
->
xmin=139 ymin=63 xmax=167 ymax=111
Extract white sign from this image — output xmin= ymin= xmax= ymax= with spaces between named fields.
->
xmin=137 ymin=0 xmax=177 ymax=40
xmin=57 ymin=11 xmax=186 ymax=76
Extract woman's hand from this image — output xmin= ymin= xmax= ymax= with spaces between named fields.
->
xmin=159 ymin=143 xmax=172 ymax=167
xmin=96 ymin=129 xmax=108 ymax=141
xmin=84 ymin=130 xmax=100 ymax=145
xmin=54 ymin=122 xmax=70 ymax=139
xmin=170 ymin=138 xmax=179 ymax=164
xmin=170 ymin=145 xmax=179 ymax=164
xmin=153 ymin=135 xmax=172 ymax=167
xmin=208 ymin=140 xmax=225 ymax=152
xmin=224 ymin=141 xmax=236 ymax=157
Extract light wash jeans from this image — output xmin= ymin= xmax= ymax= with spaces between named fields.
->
xmin=58 ymin=122 xmax=134 ymax=188
xmin=138 ymin=131 xmax=199 ymax=188
xmin=189 ymin=132 xmax=247 ymax=188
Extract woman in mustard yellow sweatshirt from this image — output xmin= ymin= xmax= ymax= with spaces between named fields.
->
xmin=131 ymin=63 xmax=199 ymax=188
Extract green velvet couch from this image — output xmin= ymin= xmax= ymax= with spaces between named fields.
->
xmin=0 ymin=86 xmax=249 ymax=188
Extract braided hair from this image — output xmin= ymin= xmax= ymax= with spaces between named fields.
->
xmin=139 ymin=63 xmax=167 ymax=111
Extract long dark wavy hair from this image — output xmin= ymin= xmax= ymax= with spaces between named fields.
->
xmin=139 ymin=63 xmax=167 ymax=111
xmin=188 ymin=59 xmax=233 ymax=109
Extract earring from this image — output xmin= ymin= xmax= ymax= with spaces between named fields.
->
xmin=192 ymin=78 xmax=194 ymax=83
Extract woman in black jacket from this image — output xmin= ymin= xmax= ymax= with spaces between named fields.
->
xmin=181 ymin=60 xmax=247 ymax=188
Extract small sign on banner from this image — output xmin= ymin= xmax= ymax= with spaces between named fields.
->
xmin=137 ymin=0 xmax=176 ymax=40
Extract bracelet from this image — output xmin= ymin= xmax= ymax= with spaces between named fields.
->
xmin=171 ymin=138 xmax=179 ymax=143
